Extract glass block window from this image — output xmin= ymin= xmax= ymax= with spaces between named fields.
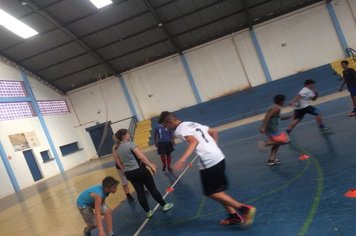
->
xmin=0 ymin=81 xmax=27 ymax=97
xmin=37 ymin=100 xmax=70 ymax=116
xmin=0 ymin=102 xmax=35 ymax=120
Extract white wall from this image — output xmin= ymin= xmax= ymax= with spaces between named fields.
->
xmin=123 ymin=55 xmax=196 ymax=119
xmin=184 ymin=37 xmax=251 ymax=101
xmin=0 ymin=62 xmax=21 ymax=81
xmin=67 ymin=77 xmax=134 ymax=159
xmin=333 ymin=0 xmax=356 ymax=50
xmin=233 ymin=30 xmax=266 ymax=86
xmin=0 ymin=117 xmax=59 ymax=190
xmin=255 ymin=3 xmax=344 ymax=80
xmin=0 ymin=154 xmax=14 ymax=197
xmin=0 ymin=61 xmax=90 ymax=197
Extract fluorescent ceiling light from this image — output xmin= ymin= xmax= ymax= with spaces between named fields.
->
xmin=0 ymin=9 xmax=38 ymax=39
xmin=89 ymin=0 xmax=113 ymax=9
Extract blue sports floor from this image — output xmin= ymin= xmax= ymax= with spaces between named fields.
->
xmin=102 ymin=96 xmax=356 ymax=236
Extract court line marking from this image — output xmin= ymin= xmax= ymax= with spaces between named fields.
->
xmin=151 ymin=158 xmax=311 ymax=226
xmin=133 ymin=108 xmax=342 ymax=231
xmin=133 ymin=155 xmax=199 ymax=236
xmin=119 ymin=107 xmax=338 ymax=232
xmin=297 ymin=150 xmax=324 ymax=236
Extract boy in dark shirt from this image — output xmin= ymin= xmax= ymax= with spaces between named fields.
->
xmin=341 ymin=60 xmax=356 ymax=116
xmin=154 ymin=111 xmax=175 ymax=171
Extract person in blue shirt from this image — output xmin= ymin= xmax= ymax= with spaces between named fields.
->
xmin=154 ymin=111 xmax=175 ymax=171
xmin=77 ymin=176 xmax=119 ymax=236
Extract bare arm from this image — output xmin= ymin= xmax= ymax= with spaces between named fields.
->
xmin=310 ymin=88 xmax=319 ymax=101
xmin=208 ymin=128 xmax=218 ymax=143
xmin=112 ymin=147 xmax=124 ymax=170
xmin=132 ymin=147 xmax=157 ymax=173
xmin=92 ymin=193 xmax=105 ymax=235
xmin=180 ymin=136 xmax=199 ymax=162
xmin=173 ymin=135 xmax=199 ymax=171
xmin=290 ymin=95 xmax=302 ymax=106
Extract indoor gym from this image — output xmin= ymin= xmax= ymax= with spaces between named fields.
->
xmin=0 ymin=0 xmax=356 ymax=236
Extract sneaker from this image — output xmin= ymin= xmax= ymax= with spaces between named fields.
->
xmin=274 ymin=159 xmax=281 ymax=165
xmin=162 ymin=166 xmax=166 ymax=171
xmin=267 ymin=160 xmax=276 ymax=166
xmin=167 ymin=167 xmax=173 ymax=172
xmin=348 ymin=111 xmax=356 ymax=117
xmin=162 ymin=202 xmax=174 ymax=212
xmin=319 ymin=127 xmax=331 ymax=133
xmin=83 ymin=228 xmax=91 ymax=236
xmin=220 ymin=214 xmax=244 ymax=225
xmin=146 ymin=210 xmax=153 ymax=218
xmin=240 ymin=205 xmax=256 ymax=226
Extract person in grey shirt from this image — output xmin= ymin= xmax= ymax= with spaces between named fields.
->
xmin=114 ymin=129 xmax=173 ymax=218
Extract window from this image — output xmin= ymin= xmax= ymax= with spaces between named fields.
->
xmin=59 ymin=142 xmax=81 ymax=156
xmin=40 ymin=150 xmax=53 ymax=163
xmin=0 ymin=80 xmax=27 ymax=97
xmin=0 ymin=102 xmax=35 ymax=120
xmin=37 ymin=100 xmax=70 ymax=116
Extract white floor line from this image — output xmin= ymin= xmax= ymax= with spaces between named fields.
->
xmin=133 ymin=155 xmax=199 ymax=236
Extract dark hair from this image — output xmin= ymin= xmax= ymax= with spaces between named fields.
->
xmin=273 ymin=94 xmax=286 ymax=104
xmin=304 ymin=79 xmax=315 ymax=86
xmin=114 ymin=129 xmax=128 ymax=142
xmin=341 ymin=60 xmax=349 ymax=65
xmin=102 ymin=176 xmax=119 ymax=188
xmin=158 ymin=111 xmax=170 ymax=124
xmin=159 ymin=111 xmax=176 ymax=124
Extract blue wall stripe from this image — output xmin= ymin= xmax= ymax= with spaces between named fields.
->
xmin=180 ymin=54 xmax=202 ymax=104
xmin=0 ymin=97 xmax=32 ymax=103
xmin=326 ymin=1 xmax=349 ymax=56
xmin=0 ymin=142 xmax=20 ymax=192
xmin=117 ymin=75 xmax=138 ymax=119
xmin=250 ymin=29 xmax=273 ymax=82
xmin=21 ymin=72 xmax=64 ymax=173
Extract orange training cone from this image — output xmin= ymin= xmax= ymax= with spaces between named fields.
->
xmin=166 ymin=187 xmax=174 ymax=193
xmin=188 ymin=163 xmax=193 ymax=168
xmin=299 ymin=154 xmax=310 ymax=161
xmin=344 ymin=189 xmax=356 ymax=198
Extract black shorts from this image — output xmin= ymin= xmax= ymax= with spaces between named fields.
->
xmin=200 ymin=160 xmax=228 ymax=196
xmin=294 ymin=106 xmax=320 ymax=120
xmin=157 ymin=142 xmax=174 ymax=155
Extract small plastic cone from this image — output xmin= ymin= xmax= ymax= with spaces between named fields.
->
xmin=188 ymin=163 xmax=193 ymax=167
xmin=345 ymin=189 xmax=356 ymax=198
xmin=166 ymin=187 xmax=174 ymax=193
xmin=299 ymin=154 xmax=310 ymax=161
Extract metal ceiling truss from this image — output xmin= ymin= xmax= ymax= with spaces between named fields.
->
xmin=17 ymin=0 xmax=206 ymax=64
xmin=0 ymin=0 xmax=177 ymax=54
xmin=143 ymin=0 xmax=182 ymax=53
xmin=0 ymin=0 xmax=325 ymax=89
xmin=46 ymin=0 xmax=278 ymax=82
xmin=23 ymin=0 xmax=120 ymax=78
xmin=0 ymin=0 xmax=129 ymax=52
xmin=0 ymin=52 xmax=64 ymax=94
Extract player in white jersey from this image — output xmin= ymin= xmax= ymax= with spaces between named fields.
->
xmin=286 ymin=79 xmax=330 ymax=134
xmin=160 ymin=111 xmax=256 ymax=226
